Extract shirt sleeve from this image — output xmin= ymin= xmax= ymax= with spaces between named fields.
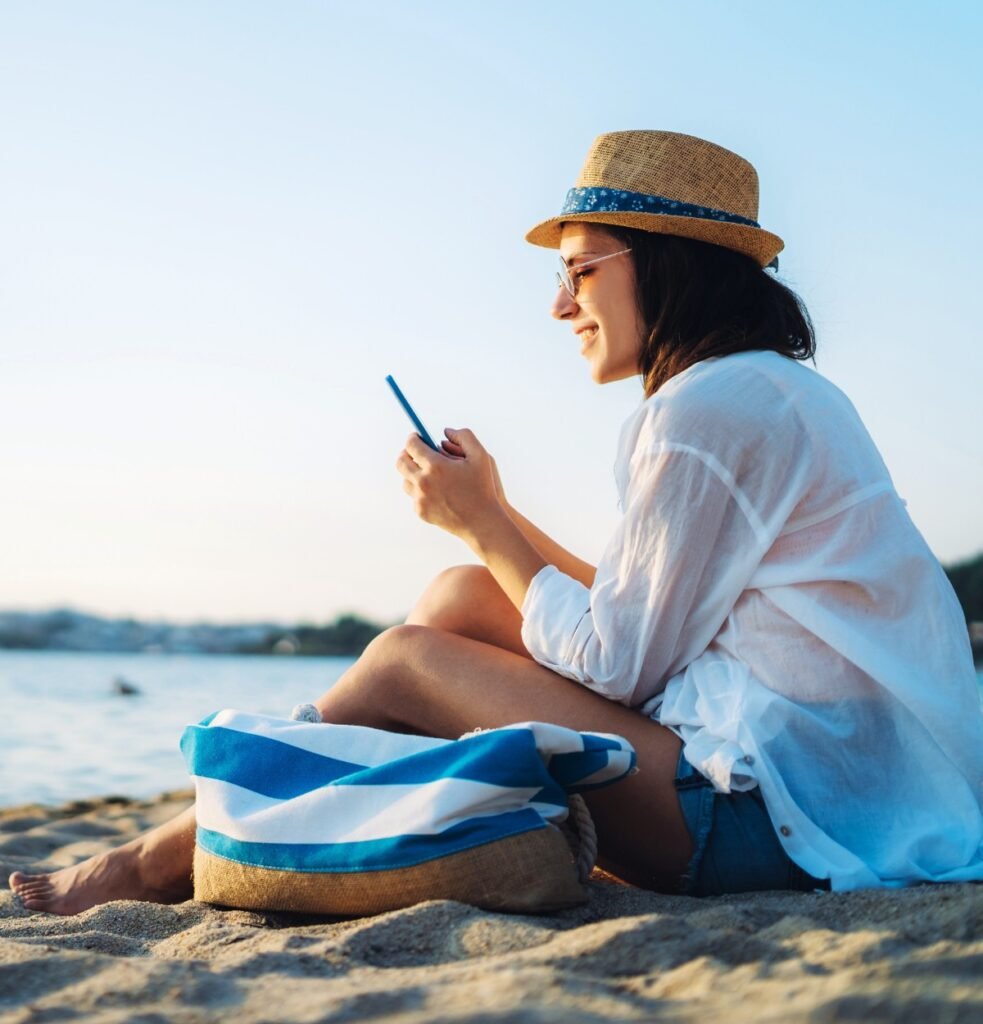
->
xmin=519 ymin=442 xmax=771 ymax=707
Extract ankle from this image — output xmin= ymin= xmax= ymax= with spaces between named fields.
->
xmin=134 ymin=833 xmax=194 ymax=897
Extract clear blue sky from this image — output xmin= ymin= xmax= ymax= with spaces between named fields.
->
xmin=1 ymin=0 xmax=980 ymax=624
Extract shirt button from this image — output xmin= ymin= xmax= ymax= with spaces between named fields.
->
xmin=780 ymin=825 xmax=792 ymax=837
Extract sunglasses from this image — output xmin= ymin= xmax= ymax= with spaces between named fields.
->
xmin=555 ymin=247 xmax=632 ymax=300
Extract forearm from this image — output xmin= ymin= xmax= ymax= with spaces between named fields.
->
xmin=503 ymin=503 xmax=597 ymax=589
xmin=464 ymin=508 xmax=549 ymax=616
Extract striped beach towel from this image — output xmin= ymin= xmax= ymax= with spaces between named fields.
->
xmin=181 ymin=710 xmax=636 ymax=915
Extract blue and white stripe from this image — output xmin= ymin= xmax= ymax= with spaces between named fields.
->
xmin=181 ymin=711 xmax=635 ymax=874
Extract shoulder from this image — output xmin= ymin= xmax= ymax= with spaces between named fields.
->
xmin=659 ymin=350 xmax=827 ymax=413
xmin=628 ymin=352 xmax=819 ymax=453
xmin=613 ymin=353 xmax=861 ymax=506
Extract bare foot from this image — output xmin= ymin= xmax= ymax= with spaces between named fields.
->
xmin=8 ymin=845 xmax=191 ymax=916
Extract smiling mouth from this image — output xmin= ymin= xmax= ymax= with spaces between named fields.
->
xmin=580 ymin=327 xmax=598 ymax=353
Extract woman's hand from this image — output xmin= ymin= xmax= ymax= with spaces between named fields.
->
xmin=396 ymin=427 xmax=506 ymax=544
xmin=442 ymin=434 xmax=509 ymax=509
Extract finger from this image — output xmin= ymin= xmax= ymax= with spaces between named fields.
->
xmin=405 ymin=433 xmax=434 ymax=465
xmin=395 ymin=450 xmax=420 ymax=476
xmin=452 ymin=428 xmax=483 ymax=456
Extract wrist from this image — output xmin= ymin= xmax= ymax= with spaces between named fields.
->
xmin=463 ymin=505 xmax=516 ymax=559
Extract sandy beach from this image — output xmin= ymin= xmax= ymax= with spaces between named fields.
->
xmin=1 ymin=790 xmax=981 ymax=1023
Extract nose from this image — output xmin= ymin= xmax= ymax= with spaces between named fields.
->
xmin=551 ymin=284 xmax=578 ymax=321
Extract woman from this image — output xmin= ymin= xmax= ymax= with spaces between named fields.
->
xmin=11 ymin=130 xmax=982 ymax=914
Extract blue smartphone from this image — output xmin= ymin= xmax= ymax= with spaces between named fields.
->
xmin=385 ymin=374 xmax=440 ymax=452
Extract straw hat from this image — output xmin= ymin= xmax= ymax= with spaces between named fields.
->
xmin=526 ymin=130 xmax=783 ymax=270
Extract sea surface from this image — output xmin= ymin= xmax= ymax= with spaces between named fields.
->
xmin=2 ymin=651 xmax=982 ymax=809
xmin=0 ymin=650 xmax=356 ymax=806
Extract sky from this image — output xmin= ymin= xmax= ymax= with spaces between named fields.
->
xmin=1 ymin=0 xmax=980 ymax=626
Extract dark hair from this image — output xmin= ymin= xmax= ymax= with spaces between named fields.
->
xmin=599 ymin=225 xmax=817 ymax=398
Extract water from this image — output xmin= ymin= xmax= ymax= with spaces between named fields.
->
xmin=2 ymin=652 xmax=981 ymax=809
xmin=0 ymin=650 xmax=355 ymax=807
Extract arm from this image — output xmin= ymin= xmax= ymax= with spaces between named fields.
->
xmin=502 ymin=503 xmax=597 ymax=590
xmin=407 ymin=429 xmax=549 ymax=616
xmin=463 ymin=507 xmax=550 ymax=617
xmin=519 ymin=444 xmax=768 ymax=706
xmin=440 ymin=435 xmax=597 ymax=590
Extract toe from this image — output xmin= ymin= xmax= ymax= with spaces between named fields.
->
xmin=18 ymin=884 xmax=53 ymax=898
xmin=10 ymin=876 xmax=54 ymax=901
xmin=20 ymin=894 xmax=53 ymax=910
xmin=10 ymin=871 xmax=48 ymax=888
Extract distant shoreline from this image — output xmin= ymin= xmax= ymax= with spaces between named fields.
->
xmin=2 ymin=606 xmax=981 ymax=665
xmin=0 ymin=608 xmax=394 ymax=658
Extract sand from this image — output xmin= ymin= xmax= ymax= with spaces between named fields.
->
xmin=1 ymin=792 xmax=981 ymax=1023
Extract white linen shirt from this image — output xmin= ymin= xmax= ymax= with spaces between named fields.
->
xmin=520 ymin=350 xmax=983 ymax=891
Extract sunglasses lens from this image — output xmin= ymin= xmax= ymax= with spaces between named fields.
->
xmin=557 ymin=260 xmax=575 ymax=298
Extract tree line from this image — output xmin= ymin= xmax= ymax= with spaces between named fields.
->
xmin=944 ymin=551 xmax=983 ymax=624
xmin=2 ymin=549 xmax=980 ymax=660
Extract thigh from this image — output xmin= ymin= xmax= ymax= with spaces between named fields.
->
xmin=405 ymin=565 xmax=533 ymax=660
xmin=324 ymin=624 xmax=693 ymax=891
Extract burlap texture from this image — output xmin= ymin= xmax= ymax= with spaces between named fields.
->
xmin=193 ymin=823 xmax=587 ymax=916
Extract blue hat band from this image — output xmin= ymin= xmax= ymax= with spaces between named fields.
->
xmin=561 ymin=186 xmax=761 ymax=228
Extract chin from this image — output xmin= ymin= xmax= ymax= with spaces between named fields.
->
xmin=592 ymin=362 xmax=637 ymax=385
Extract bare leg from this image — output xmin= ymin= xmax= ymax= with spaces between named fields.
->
xmin=9 ymin=565 xmax=689 ymax=910
xmin=315 ymin=619 xmax=692 ymax=891
xmin=8 ymin=805 xmax=196 ymax=915
xmin=404 ymin=564 xmax=534 ymax=660
xmin=7 ymin=565 xmax=530 ymax=915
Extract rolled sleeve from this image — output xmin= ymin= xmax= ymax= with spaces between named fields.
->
xmin=520 ymin=564 xmax=593 ymax=682
xmin=519 ymin=444 xmax=768 ymax=707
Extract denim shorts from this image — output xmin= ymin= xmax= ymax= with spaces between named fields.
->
xmin=673 ymin=749 xmax=831 ymax=896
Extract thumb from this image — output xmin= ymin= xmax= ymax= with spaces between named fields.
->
xmin=444 ymin=427 xmax=479 ymax=452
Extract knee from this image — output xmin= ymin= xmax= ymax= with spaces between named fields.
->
xmin=405 ymin=565 xmax=495 ymax=628
xmin=322 ymin=624 xmax=437 ymax=725
xmin=365 ymin=622 xmax=432 ymax=656
xmin=361 ymin=623 xmax=440 ymax=677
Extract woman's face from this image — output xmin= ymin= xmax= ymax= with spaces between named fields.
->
xmin=552 ymin=223 xmax=646 ymax=384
